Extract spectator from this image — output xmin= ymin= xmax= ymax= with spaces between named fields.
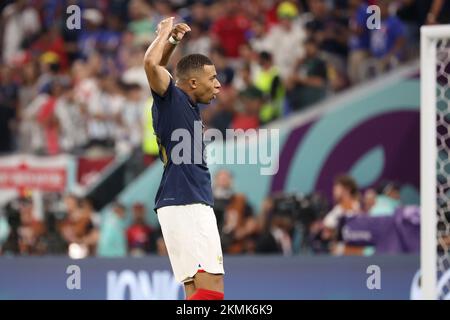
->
xmin=117 ymin=83 xmax=145 ymax=154
xmin=83 ymin=72 xmax=117 ymax=152
xmin=285 ymin=37 xmax=328 ymax=111
xmin=17 ymin=197 xmax=46 ymax=255
xmin=322 ymin=175 xmax=361 ymax=255
xmin=397 ymin=0 xmax=450 ymax=44
xmin=323 ymin=175 xmax=361 ymax=230
xmin=253 ymin=51 xmax=284 ymax=124
xmin=121 ymin=45 xmax=149 ymax=92
xmin=41 ymin=211 xmax=67 ymax=255
xmin=78 ymin=8 xmax=104 ymax=59
xmin=36 ymin=51 xmax=62 ymax=94
xmin=368 ymin=0 xmax=406 ymax=74
xmin=1 ymin=0 xmax=41 ymax=64
xmin=258 ymin=1 xmax=306 ymax=80
xmin=98 ymin=14 xmax=123 ymax=60
xmin=141 ymin=99 xmax=159 ymax=166
xmin=210 ymin=0 xmax=251 ymax=58
xmin=0 ymin=64 xmax=18 ymax=109
xmin=256 ymin=212 xmax=293 ymax=255
xmin=62 ymin=193 xmax=79 ymax=219
xmin=347 ymin=0 xmax=371 ymax=84
xmin=305 ymin=0 xmax=348 ymax=64
xmin=210 ymin=48 xmax=235 ymax=87
xmin=97 ymin=202 xmax=127 ymax=257
xmin=213 ymin=169 xmax=258 ymax=254
xmin=30 ymin=25 xmax=69 ymax=71
xmin=208 ymin=86 xmax=236 ymax=136
xmin=232 ymin=56 xmax=257 ymax=92
xmin=127 ymin=0 xmax=158 ymax=46
xmin=153 ymin=0 xmax=179 ymax=24
xmin=18 ymin=60 xmax=39 ymax=110
xmin=17 ymin=61 xmax=39 ymax=152
xmin=60 ymin=197 xmax=99 ymax=257
xmin=264 ymin=0 xmax=288 ymax=28
xmin=247 ymin=18 xmax=268 ymax=54
xmin=184 ymin=1 xmax=212 ymax=32
xmin=232 ymin=86 xmax=263 ymax=130
xmin=308 ymin=218 xmax=330 ymax=254
xmin=1 ymin=199 xmax=22 ymax=255
xmin=55 ymin=82 xmax=88 ymax=154
xmin=36 ymin=79 xmax=65 ymax=155
xmin=126 ymin=203 xmax=155 ymax=256
xmin=183 ymin=22 xmax=211 ymax=56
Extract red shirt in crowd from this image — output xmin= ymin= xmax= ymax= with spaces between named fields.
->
xmin=231 ymin=114 xmax=260 ymax=131
xmin=211 ymin=14 xmax=250 ymax=58
xmin=126 ymin=223 xmax=153 ymax=251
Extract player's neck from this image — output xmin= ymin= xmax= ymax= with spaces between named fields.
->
xmin=176 ymin=83 xmax=198 ymax=105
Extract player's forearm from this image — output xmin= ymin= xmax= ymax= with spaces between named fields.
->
xmin=160 ymin=41 xmax=177 ymax=67
xmin=144 ymin=34 xmax=171 ymax=67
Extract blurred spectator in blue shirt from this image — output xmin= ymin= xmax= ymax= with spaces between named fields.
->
xmin=347 ymin=0 xmax=371 ymax=84
xmin=97 ymin=201 xmax=127 ymax=257
xmin=369 ymin=0 xmax=406 ymax=70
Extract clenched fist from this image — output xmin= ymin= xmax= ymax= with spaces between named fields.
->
xmin=156 ymin=17 xmax=175 ymax=37
xmin=170 ymin=22 xmax=191 ymax=42
xmin=156 ymin=17 xmax=191 ymax=43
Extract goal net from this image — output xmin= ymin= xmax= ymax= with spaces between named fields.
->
xmin=421 ymin=25 xmax=450 ymax=300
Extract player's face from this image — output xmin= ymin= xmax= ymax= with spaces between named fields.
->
xmin=196 ymin=65 xmax=221 ymax=104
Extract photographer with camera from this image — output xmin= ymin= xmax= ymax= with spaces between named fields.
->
xmin=255 ymin=197 xmax=294 ymax=256
xmin=213 ymin=169 xmax=258 ymax=254
xmin=255 ymin=192 xmax=328 ymax=255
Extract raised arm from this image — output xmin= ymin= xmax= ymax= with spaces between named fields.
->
xmin=143 ymin=17 xmax=191 ymax=96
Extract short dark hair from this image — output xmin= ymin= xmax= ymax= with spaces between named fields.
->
xmin=176 ymin=54 xmax=213 ymax=79
xmin=334 ymin=175 xmax=358 ymax=196
xmin=259 ymin=51 xmax=272 ymax=62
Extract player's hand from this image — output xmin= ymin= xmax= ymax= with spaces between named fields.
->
xmin=171 ymin=23 xmax=191 ymax=42
xmin=156 ymin=17 xmax=175 ymax=37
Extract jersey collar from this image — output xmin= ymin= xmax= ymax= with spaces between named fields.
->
xmin=178 ymin=87 xmax=198 ymax=109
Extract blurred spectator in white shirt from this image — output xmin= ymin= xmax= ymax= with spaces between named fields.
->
xmin=258 ymin=1 xmax=306 ymax=80
xmin=1 ymin=0 xmax=41 ymax=64
xmin=183 ymin=22 xmax=211 ymax=57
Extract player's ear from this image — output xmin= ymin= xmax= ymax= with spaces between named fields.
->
xmin=189 ymin=78 xmax=197 ymax=89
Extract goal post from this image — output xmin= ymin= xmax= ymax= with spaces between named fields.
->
xmin=420 ymin=25 xmax=450 ymax=300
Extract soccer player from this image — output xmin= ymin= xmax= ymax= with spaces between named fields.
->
xmin=143 ymin=17 xmax=224 ymax=300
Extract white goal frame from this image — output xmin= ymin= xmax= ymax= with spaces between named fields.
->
xmin=420 ymin=24 xmax=450 ymax=300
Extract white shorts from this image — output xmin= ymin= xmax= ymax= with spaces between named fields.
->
xmin=157 ymin=203 xmax=225 ymax=284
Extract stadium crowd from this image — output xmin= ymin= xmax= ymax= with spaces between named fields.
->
xmin=0 ymin=168 xmax=415 ymax=257
xmin=2 ymin=0 xmax=448 ymax=155
xmin=0 ymin=0 xmax=442 ymax=257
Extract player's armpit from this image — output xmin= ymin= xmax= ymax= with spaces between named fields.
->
xmin=144 ymin=64 xmax=171 ymax=97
